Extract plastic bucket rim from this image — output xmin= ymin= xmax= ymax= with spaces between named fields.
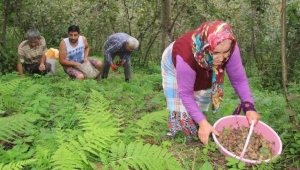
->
xmin=212 ymin=115 xmax=282 ymax=164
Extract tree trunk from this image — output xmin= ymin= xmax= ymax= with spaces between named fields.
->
xmin=281 ymin=0 xmax=294 ymax=123
xmin=122 ymin=0 xmax=132 ymax=35
xmin=281 ymin=0 xmax=287 ymax=91
xmin=161 ymin=0 xmax=171 ymax=53
xmin=1 ymin=0 xmax=10 ymax=47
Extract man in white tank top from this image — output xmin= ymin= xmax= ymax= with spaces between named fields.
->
xmin=58 ymin=25 xmax=102 ymax=80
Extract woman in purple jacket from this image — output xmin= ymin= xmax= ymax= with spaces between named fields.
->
xmin=161 ymin=21 xmax=260 ymax=145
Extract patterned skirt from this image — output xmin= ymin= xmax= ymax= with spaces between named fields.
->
xmin=161 ymin=42 xmax=211 ymax=142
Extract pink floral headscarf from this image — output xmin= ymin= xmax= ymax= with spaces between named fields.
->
xmin=192 ymin=21 xmax=236 ymax=113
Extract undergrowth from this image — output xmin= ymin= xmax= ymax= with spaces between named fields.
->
xmin=0 ymin=60 xmax=299 ymax=170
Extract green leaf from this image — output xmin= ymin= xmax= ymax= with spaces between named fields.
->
xmin=260 ymin=147 xmax=271 ymax=155
xmin=225 ymin=157 xmax=239 ymax=166
xmin=203 ymin=148 xmax=208 ymax=155
xmin=201 ymin=161 xmax=213 ymax=170
xmin=23 ymin=136 xmax=35 ymax=142
xmin=237 ymin=161 xmax=246 ymax=169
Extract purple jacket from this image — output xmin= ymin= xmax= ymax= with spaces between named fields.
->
xmin=176 ymin=44 xmax=254 ymax=123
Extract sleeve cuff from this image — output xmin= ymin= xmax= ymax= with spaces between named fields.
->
xmin=232 ymin=101 xmax=256 ymax=115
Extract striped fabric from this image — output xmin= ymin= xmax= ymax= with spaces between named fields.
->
xmin=104 ymin=33 xmax=132 ymax=65
xmin=161 ymin=42 xmax=211 ymax=116
xmin=18 ymin=36 xmax=47 ymax=64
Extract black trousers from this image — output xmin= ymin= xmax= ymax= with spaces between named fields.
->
xmin=101 ymin=55 xmax=131 ymax=80
xmin=24 ymin=62 xmax=51 ymax=75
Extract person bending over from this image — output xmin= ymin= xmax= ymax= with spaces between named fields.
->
xmin=101 ymin=33 xmax=139 ymax=82
xmin=161 ymin=21 xmax=261 ymax=144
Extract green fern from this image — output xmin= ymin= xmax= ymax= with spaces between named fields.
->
xmin=76 ymin=89 xmax=119 ymax=153
xmin=102 ymin=141 xmax=184 ymax=170
xmin=0 ymin=79 xmax=22 ymax=96
xmin=50 ymin=144 xmax=84 ymax=170
xmin=131 ymin=110 xmax=168 ymax=138
xmin=0 ymin=143 xmax=35 ymax=163
xmin=50 ymin=128 xmax=117 ymax=169
xmin=0 ymin=79 xmax=24 ymax=113
xmin=0 ymin=113 xmax=40 ymax=143
xmin=50 ymin=90 xmax=120 ymax=169
xmin=77 ymin=89 xmax=119 ymax=131
xmin=79 ymin=129 xmax=117 ymax=156
xmin=112 ymin=106 xmax=127 ymax=135
xmin=34 ymin=145 xmax=54 ymax=169
xmin=0 ymin=159 xmax=35 ymax=170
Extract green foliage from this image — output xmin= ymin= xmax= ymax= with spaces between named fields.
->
xmin=0 ymin=114 xmax=40 ymax=143
xmin=77 ymin=89 xmax=119 ymax=131
xmin=0 ymin=38 xmax=19 ymax=75
xmin=0 ymin=159 xmax=36 ymax=170
xmin=103 ymin=141 xmax=184 ymax=170
xmin=0 ymin=0 xmax=299 ymax=93
xmin=129 ymin=110 xmax=168 ymax=142
xmin=51 ymin=144 xmax=85 ymax=170
xmin=0 ymin=78 xmax=23 ymax=114
xmin=225 ymin=157 xmax=246 ymax=170
xmin=0 ymin=78 xmax=22 ymax=95
xmin=0 ymin=59 xmax=299 ymax=170
xmin=200 ymin=161 xmax=214 ymax=170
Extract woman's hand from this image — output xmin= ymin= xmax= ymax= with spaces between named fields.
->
xmin=245 ymin=111 xmax=261 ymax=125
xmin=198 ymin=119 xmax=219 ymax=145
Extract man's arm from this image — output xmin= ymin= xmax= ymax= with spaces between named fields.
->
xmin=58 ymin=40 xmax=80 ymax=66
xmin=17 ymin=45 xmax=25 ymax=77
xmin=105 ymin=41 xmax=124 ymax=65
xmin=17 ymin=63 xmax=25 ymax=77
xmin=38 ymin=36 xmax=47 ymax=70
xmin=40 ymin=53 xmax=46 ymax=64
xmin=122 ymin=52 xmax=132 ymax=63
xmin=82 ymin=36 xmax=90 ymax=62
xmin=40 ymin=37 xmax=47 ymax=65
xmin=38 ymin=54 xmax=46 ymax=71
xmin=39 ymin=43 xmax=47 ymax=70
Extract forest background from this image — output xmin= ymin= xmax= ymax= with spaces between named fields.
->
xmin=0 ymin=0 xmax=299 ymax=170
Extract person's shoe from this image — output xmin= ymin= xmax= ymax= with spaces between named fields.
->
xmin=125 ymin=79 xmax=129 ymax=82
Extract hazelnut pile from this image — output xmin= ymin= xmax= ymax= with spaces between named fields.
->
xmin=217 ymin=126 xmax=274 ymax=160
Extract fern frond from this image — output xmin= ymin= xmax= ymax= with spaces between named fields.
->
xmin=0 ymin=159 xmax=35 ymax=170
xmin=52 ymin=128 xmax=70 ymax=145
xmin=112 ymin=106 xmax=127 ymax=133
xmin=0 ymin=114 xmax=40 ymax=143
xmin=51 ymin=128 xmax=116 ymax=170
xmin=103 ymin=142 xmax=184 ymax=170
xmin=50 ymin=144 xmax=84 ymax=170
xmin=130 ymin=110 xmax=168 ymax=138
xmin=22 ymin=84 xmax=44 ymax=96
xmin=136 ymin=110 xmax=167 ymax=127
xmin=34 ymin=145 xmax=53 ymax=169
xmin=0 ymin=79 xmax=22 ymax=95
xmin=79 ymin=128 xmax=117 ymax=156
xmin=77 ymin=89 xmax=118 ymax=131
xmin=0 ymin=79 xmax=25 ymax=112
xmin=68 ymin=139 xmax=89 ymax=164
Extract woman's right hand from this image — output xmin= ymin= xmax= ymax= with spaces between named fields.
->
xmin=198 ymin=119 xmax=219 ymax=145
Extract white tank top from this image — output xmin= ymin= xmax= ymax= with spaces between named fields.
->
xmin=63 ymin=36 xmax=85 ymax=63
